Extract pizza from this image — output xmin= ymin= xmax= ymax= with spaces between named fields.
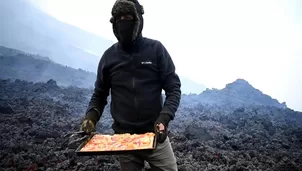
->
xmin=80 ymin=132 xmax=156 ymax=152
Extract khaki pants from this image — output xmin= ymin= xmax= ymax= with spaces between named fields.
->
xmin=118 ymin=137 xmax=178 ymax=171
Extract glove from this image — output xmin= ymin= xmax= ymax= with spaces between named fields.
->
xmin=80 ymin=119 xmax=96 ymax=134
xmin=80 ymin=109 xmax=99 ymax=134
xmin=154 ymin=114 xmax=172 ymax=143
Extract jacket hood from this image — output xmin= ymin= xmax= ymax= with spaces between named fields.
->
xmin=110 ymin=0 xmax=144 ymax=42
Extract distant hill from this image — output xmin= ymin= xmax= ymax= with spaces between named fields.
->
xmin=0 ymin=46 xmax=207 ymax=93
xmin=0 ymin=46 xmax=51 ymax=62
xmin=0 ymin=0 xmax=113 ymax=73
xmin=0 ymin=46 xmax=96 ymax=88
xmin=181 ymin=78 xmax=287 ymax=109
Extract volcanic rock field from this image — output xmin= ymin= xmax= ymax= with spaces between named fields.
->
xmin=0 ymin=79 xmax=302 ymax=171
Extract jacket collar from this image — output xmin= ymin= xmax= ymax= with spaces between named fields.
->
xmin=118 ymin=34 xmax=144 ymax=53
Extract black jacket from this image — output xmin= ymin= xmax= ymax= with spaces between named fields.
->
xmin=86 ymin=36 xmax=181 ymax=134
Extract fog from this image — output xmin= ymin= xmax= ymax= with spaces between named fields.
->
xmin=31 ymin=0 xmax=302 ymax=112
xmin=1 ymin=0 xmax=301 ymax=111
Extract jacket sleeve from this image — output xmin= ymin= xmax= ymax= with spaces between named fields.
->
xmin=157 ymin=41 xmax=182 ymax=122
xmin=85 ymin=52 xmax=110 ymax=122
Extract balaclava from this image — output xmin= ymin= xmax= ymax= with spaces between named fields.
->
xmin=110 ymin=0 xmax=144 ymax=50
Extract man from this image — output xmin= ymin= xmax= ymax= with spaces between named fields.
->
xmin=80 ymin=0 xmax=181 ymax=170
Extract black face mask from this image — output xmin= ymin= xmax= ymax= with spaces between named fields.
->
xmin=115 ymin=20 xmax=135 ymax=49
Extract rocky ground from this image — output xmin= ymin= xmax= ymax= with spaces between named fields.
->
xmin=0 ymin=79 xmax=302 ymax=171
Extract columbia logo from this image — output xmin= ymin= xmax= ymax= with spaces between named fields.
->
xmin=141 ymin=61 xmax=152 ymax=64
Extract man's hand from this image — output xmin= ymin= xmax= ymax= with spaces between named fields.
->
xmin=80 ymin=109 xmax=99 ymax=134
xmin=154 ymin=114 xmax=172 ymax=143
xmin=157 ymin=123 xmax=165 ymax=132
xmin=80 ymin=119 xmax=96 ymax=134
xmin=154 ymin=122 xmax=167 ymax=143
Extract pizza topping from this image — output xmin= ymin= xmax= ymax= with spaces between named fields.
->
xmin=80 ymin=132 xmax=155 ymax=152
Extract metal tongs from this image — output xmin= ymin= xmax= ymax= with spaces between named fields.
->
xmin=63 ymin=131 xmax=97 ymax=147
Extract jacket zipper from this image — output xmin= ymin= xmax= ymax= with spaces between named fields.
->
xmin=133 ymin=77 xmax=137 ymax=109
xmin=131 ymin=54 xmax=138 ymax=113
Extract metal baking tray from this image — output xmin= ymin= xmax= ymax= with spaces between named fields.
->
xmin=75 ymin=133 xmax=157 ymax=156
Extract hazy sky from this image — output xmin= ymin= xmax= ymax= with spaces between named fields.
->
xmin=30 ymin=0 xmax=301 ymax=111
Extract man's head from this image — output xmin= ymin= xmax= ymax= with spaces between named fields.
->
xmin=110 ymin=0 xmax=144 ymax=49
